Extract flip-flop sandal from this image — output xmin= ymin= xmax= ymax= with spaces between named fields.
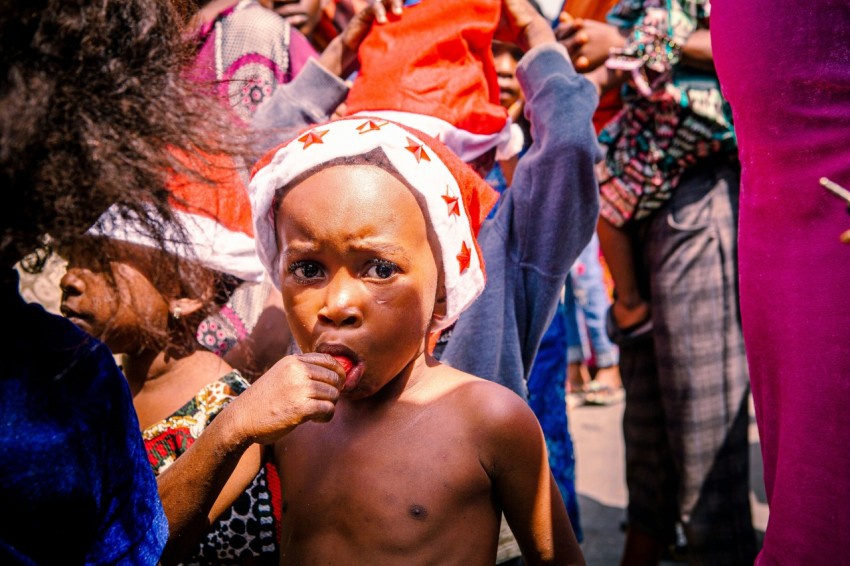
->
xmin=605 ymin=307 xmax=653 ymax=346
xmin=584 ymin=385 xmax=626 ymax=406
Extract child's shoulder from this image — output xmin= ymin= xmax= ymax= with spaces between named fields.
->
xmin=426 ymin=363 xmax=539 ymax=431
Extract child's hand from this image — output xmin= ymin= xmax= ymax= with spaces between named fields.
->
xmin=554 ymin=15 xmax=625 ymax=72
xmin=319 ymin=0 xmax=403 ymax=78
xmin=496 ymin=0 xmax=555 ymax=53
xmin=229 ymin=353 xmax=344 ymax=445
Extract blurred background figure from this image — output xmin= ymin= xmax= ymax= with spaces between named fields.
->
xmin=557 ymin=0 xmax=756 ymax=563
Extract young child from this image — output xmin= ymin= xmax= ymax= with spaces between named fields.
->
xmin=156 ymin=3 xmax=596 ymax=562
xmin=59 ymin=154 xmax=282 ymax=564
xmin=246 ymin=116 xmax=585 ymax=564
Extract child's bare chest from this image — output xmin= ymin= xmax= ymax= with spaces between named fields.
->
xmin=273 ymin=402 xmax=494 ymax=548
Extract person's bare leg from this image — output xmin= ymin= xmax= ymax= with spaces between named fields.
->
xmin=566 ymin=361 xmax=591 ymax=393
xmin=594 ymin=364 xmax=622 ymax=389
xmin=597 ymin=217 xmax=650 ymax=330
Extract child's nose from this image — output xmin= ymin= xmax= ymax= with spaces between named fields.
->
xmin=317 ymin=272 xmax=363 ymax=328
xmin=59 ymin=268 xmax=85 ymax=298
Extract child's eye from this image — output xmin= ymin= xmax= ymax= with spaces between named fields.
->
xmin=364 ymin=259 xmax=400 ymax=280
xmin=288 ymin=260 xmax=324 ymax=281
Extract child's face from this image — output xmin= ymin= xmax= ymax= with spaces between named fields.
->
xmin=493 ymin=49 xmax=521 ymax=111
xmin=275 ymin=164 xmax=441 ymax=400
xmin=258 ymin=0 xmax=323 ymax=38
xmin=59 ymin=240 xmax=173 ymax=354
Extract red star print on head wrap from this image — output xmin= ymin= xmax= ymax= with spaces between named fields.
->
xmin=249 ymin=117 xmax=499 ymax=331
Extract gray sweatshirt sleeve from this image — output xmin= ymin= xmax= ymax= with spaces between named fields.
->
xmin=251 ymin=57 xmax=350 ymax=153
xmin=440 ymin=43 xmax=601 ymax=398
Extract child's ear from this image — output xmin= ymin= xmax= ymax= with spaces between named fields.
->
xmin=432 ymin=284 xmax=448 ymax=322
xmin=168 ymin=297 xmax=206 ymax=319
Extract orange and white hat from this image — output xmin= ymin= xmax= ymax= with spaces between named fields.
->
xmin=88 ymin=150 xmax=265 ymax=283
xmin=249 ymin=116 xmax=499 ymax=331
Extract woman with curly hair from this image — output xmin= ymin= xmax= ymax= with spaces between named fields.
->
xmin=0 ymin=1 xmax=247 ymax=563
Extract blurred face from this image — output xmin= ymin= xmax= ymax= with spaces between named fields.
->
xmin=59 ymin=240 xmax=174 ymax=354
xmin=258 ymin=0 xmax=323 ymax=38
xmin=493 ymin=48 xmax=521 ymax=111
xmin=276 ymin=165 xmax=440 ymax=400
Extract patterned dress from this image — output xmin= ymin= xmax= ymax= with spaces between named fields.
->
xmin=143 ymin=372 xmax=280 ymax=565
xmin=598 ymin=0 xmax=735 ymax=226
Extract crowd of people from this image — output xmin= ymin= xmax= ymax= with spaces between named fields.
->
xmin=2 ymin=0 xmax=848 ymax=565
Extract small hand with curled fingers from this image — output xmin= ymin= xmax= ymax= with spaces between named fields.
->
xmin=495 ymin=0 xmax=557 ymax=53
xmin=554 ymin=12 xmax=625 ymax=72
xmin=227 ymin=353 xmax=345 ymax=445
xmin=318 ymin=0 xmax=403 ymax=78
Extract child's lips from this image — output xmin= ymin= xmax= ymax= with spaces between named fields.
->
xmin=60 ymin=305 xmax=90 ymax=329
xmin=332 ymin=355 xmax=363 ymax=393
xmin=331 ymin=355 xmax=354 ymax=375
xmin=316 ymin=344 xmax=363 ymax=393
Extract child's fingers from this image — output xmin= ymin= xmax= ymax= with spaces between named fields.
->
xmin=554 ymin=19 xmax=583 ymax=40
xmin=305 ymin=399 xmax=338 ymax=423
xmin=390 ymin=0 xmax=403 ymax=16
xmin=370 ymin=0 xmax=388 ymax=24
xmin=296 ymin=353 xmax=345 ymax=387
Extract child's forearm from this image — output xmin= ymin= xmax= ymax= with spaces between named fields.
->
xmin=156 ymin=409 xmax=255 ymax=565
xmin=156 ymin=353 xmax=343 ymax=563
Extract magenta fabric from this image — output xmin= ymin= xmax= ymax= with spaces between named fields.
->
xmin=712 ymin=3 xmax=850 ymax=564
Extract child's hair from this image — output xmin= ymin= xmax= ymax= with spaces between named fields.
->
xmin=1 ymin=0 xmax=248 ymax=271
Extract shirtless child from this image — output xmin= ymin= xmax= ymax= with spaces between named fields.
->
xmin=241 ymin=115 xmax=584 ymax=564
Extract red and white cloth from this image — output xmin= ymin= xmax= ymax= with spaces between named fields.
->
xmin=343 ymin=0 xmax=518 ymax=163
xmin=249 ymin=116 xmax=498 ymax=331
xmin=88 ymin=151 xmax=265 ymax=283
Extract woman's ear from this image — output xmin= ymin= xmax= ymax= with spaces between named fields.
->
xmin=168 ymin=297 xmax=206 ymax=320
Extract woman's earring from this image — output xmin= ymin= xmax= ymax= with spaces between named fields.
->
xmin=172 ymin=306 xmax=182 ymax=320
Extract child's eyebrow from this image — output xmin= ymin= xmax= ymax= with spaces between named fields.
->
xmin=348 ymin=240 xmax=411 ymax=260
xmin=282 ymin=240 xmax=411 ymax=260
xmin=282 ymin=242 xmax=320 ymax=258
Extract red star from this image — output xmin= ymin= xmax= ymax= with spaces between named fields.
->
xmin=457 ymin=242 xmax=471 ymax=273
xmin=442 ymin=187 xmax=460 ymax=217
xmin=356 ymin=120 xmax=388 ymax=134
xmin=405 ymin=137 xmax=431 ymax=163
xmin=298 ymin=129 xmax=328 ymax=149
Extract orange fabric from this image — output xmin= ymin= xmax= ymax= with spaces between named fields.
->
xmin=593 ymin=88 xmax=622 ymax=133
xmin=563 ymin=0 xmax=618 ymax=22
xmin=344 ymin=0 xmax=507 ymax=135
xmin=167 ymin=149 xmax=254 ymax=237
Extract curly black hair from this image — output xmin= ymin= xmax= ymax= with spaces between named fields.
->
xmin=0 ymin=0 xmax=247 ymax=270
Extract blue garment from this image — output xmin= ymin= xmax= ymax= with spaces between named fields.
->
xmin=527 ymin=301 xmax=582 ymax=541
xmin=0 ymin=269 xmax=168 ymax=565
xmin=441 ymin=44 xmax=601 ymax=397
xmin=564 ymin=234 xmax=618 ymax=367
